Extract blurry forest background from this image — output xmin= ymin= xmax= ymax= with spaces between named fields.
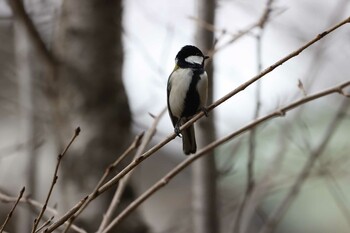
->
xmin=0 ymin=0 xmax=350 ymax=233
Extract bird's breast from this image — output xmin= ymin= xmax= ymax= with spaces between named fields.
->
xmin=168 ymin=69 xmax=193 ymax=118
xmin=168 ymin=68 xmax=208 ymax=118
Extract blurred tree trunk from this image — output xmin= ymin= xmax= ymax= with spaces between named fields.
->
xmin=192 ymin=0 xmax=218 ymax=233
xmin=14 ymin=14 xmax=39 ymax=233
xmin=54 ymin=0 xmax=148 ymax=232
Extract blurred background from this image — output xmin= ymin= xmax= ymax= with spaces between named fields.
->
xmin=0 ymin=0 xmax=350 ymax=232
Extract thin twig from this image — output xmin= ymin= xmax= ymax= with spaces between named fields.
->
xmin=43 ymin=16 xmax=350 ymax=232
xmin=235 ymin=1 xmax=274 ymax=232
xmin=238 ymin=126 xmax=288 ymax=233
xmin=98 ymin=81 xmax=350 ymax=231
xmin=43 ymin=196 xmax=88 ymax=233
xmin=61 ymin=132 xmax=144 ymax=232
xmin=100 ymin=108 xmax=166 ymax=232
xmin=32 ymin=127 xmax=80 ymax=233
xmin=325 ymin=173 xmax=350 ymax=229
xmin=257 ymin=0 xmax=274 ymax=29
xmin=96 ymin=15 xmax=350 ymax=197
xmin=208 ymin=23 xmax=257 ymax=57
xmin=35 ymin=216 xmax=54 ymax=233
xmin=258 ymin=97 xmax=350 ymax=233
xmin=243 ymin=5 xmax=350 ymax=231
xmin=0 ymin=192 xmax=86 ymax=233
xmin=188 ymin=15 xmax=228 ymax=35
xmin=97 ymin=174 xmax=129 ymax=232
xmin=0 ymin=187 xmax=25 ymax=233
xmin=45 ymin=133 xmax=144 ymax=233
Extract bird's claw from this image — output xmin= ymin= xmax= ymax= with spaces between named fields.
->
xmin=174 ymin=126 xmax=182 ymax=138
xmin=201 ymin=107 xmax=209 ymax=117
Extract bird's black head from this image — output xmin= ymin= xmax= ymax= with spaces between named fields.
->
xmin=175 ymin=45 xmax=209 ymax=68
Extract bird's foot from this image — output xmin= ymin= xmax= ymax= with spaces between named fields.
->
xmin=201 ymin=107 xmax=209 ymax=117
xmin=174 ymin=125 xmax=182 ymax=138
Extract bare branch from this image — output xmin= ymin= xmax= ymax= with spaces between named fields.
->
xmin=43 ymin=16 xmax=350 ymax=231
xmin=324 ymin=173 xmax=350 ymax=229
xmin=96 ymin=16 xmax=350 ymax=199
xmin=35 ymin=216 xmax=54 ymax=233
xmin=99 ymin=108 xmax=166 ymax=232
xmin=44 ymin=133 xmax=144 ymax=233
xmin=32 ymin=127 xmax=80 ymax=233
xmin=43 ymin=196 xmax=88 ymax=233
xmin=204 ymin=16 xmax=350 ymax=117
xmin=99 ymin=81 xmax=350 ymax=230
xmin=0 ymin=193 xmax=52 ymax=215
xmin=297 ymin=79 xmax=307 ymax=97
xmin=235 ymin=1 xmax=274 ymax=232
xmin=63 ymin=132 xmax=144 ymax=232
xmin=208 ymin=23 xmax=257 ymax=56
xmin=258 ymin=98 xmax=350 ymax=233
xmin=0 ymin=192 xmax=86 ymax=233
xmin=258 ymin=0 xmax=274 ymax=29
xmin=60 ymin=132 xmax=144 ymax=232
xmin=0 ymin=187 xmax=25 ymax=233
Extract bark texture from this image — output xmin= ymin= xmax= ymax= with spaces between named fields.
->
xmin=54 ymin=0 xmax=148 ymax=232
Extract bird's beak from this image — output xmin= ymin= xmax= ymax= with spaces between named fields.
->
xmin=204 ymin=56 xmax=210 ymax=60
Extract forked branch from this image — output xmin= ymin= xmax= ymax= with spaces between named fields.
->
xmin=100 ymin=81 xmax=350 ymax=231
xmin=43 ymin=16 xmax=350 ymax=232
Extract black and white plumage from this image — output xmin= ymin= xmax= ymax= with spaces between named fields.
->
xmin=167 ymin=45 xmax=209 ymax=155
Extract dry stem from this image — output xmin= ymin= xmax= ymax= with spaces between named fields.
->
xmin=235 ymin=1 xmax=274 ymax=232
xmin=98 ymin=108 xmax=166 ymax=232
xmin=61 ymin=133 xmax=144 ymax=232
xmin=32 ymin=127 xmax=80 ymax=233
xmin=258 ymin=98 xmax=350 ymax=233
xmin=43 ymin=16 xmax=350 ymax=231
xmin=0 ymin=187 xmax=25 ymax=233
xmin=99 ymin=81 xmax=350 ymax=231
xmin=0 ymin=192 xmax=85 ymax=233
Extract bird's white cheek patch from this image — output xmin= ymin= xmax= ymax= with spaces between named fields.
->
xmin=185 ymin=55 xmax=203 ymax=65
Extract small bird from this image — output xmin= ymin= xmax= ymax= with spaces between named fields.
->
xmin=167 ymin=45 xmax=209 ymax=155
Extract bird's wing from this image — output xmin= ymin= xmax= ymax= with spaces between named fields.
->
xmin=167 ymin=74 xmax=179 ymax=127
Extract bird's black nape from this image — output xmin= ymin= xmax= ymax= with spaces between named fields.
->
xmin=176 ymin=45 xmax=204 ymax=61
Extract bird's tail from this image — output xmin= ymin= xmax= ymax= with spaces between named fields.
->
xmin=182 ymin=125 xmax=197 ymax=155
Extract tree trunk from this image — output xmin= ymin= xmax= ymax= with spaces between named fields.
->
xmin=192 ymin=0 xmax=218 ymax=233
xmin=54 ymin=0 xmax=148 ymax=232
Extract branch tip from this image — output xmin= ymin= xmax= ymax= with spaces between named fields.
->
xmin=75 ymin=127 xmax=81 ymax=136
xmin=148 ymin=112 xmax=156 ymax=118
xmin=135 ymin=132 xmax=145 ymax=147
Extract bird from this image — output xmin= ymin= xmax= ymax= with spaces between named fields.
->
xmin=167 ymin=45 xmax=209 ymax=155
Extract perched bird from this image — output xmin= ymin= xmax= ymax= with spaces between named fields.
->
xmin=167 ymin=45 xmax=209 ymax=155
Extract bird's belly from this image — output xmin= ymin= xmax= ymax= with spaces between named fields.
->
xmin=169 ymin=77 xmax=191 ymax=118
